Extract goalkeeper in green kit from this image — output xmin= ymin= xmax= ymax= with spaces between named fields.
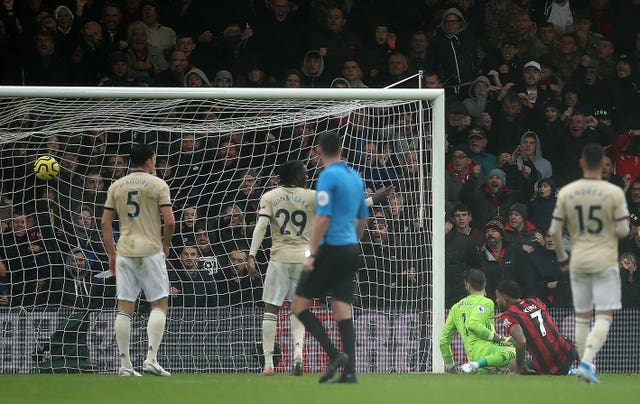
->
xmin=440 ymin=269 xmax=515 ymax=374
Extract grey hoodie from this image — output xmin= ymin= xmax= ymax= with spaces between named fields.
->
xmin=463 ymin=75 xmax=491 ymax=126
xmin=184 ymin=67 xmax=211 ymax=87
xmin=517 ymin=131 xmax=553 ymax=181
xmin=302 ymin=50 xmax=325 ymax=78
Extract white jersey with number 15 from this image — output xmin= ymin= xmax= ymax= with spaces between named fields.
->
xmin=552 ymin=178 xmax=629 ymax=273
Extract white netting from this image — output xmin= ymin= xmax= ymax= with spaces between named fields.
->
xmin=0 ymin=95 xmax=434 ymax=373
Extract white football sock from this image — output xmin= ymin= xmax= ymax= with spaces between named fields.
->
xmin=146 ymin=308 xmax=167 ymax=364
xmin=262 ymin=313 xmax=278 ymax=369
xmin=115 ymin=312 xmax=133 ymax=369
xmin=575 ymin=317 xmax=590 ymax=360
xmin=582 ymin=315 xmax=612 ymax=364
xmin=290 ymin=312 xmax=305 ymax=358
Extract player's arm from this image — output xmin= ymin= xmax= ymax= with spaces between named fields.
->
xmin=616 ymin=217 xmax=630 ymax=238
xmin=357 ymin=186 xmax=370 ymax=240
xmin=439 ymin=308 xmax=458 ymax=372
xmin=614 ymin=191 xmax=630 ymax=238
xmin=508 ymin=323 xmax=527 ymax=374
xmin=101 ymin=207 xmax=117 ymax=276
xmin=302 ymin=214 xmax=329 ymax=271
xmin=356 ymin=217 xmax=368 ymax=240
xmin=160 ymin=205 xmax=175 ymax=258
xmin=466 ymin=304 xmax=505 ymax=343
xmin=549 ymin=195 xmax=569 ymax=267
xmin=548 ymin=217 xmax=568 ymax=267
xmin=248 ymin=215 xmax=269 ymax=279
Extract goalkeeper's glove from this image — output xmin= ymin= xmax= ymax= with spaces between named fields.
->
xmin=445 ymin=363 xmax=459 ymax=374
xmin=491 ymin=333 xmax=512 ymax=346
xmin=500 ymin=336 xmax=513 ymax=346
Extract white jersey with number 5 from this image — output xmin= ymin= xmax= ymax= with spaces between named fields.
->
xmin=552 ymin=178 xmax=629 ymax=273
xmin=258 ymin=187 xmax=316 ymax=263
xmin=104 ymin=171 xmax=172 ymax=257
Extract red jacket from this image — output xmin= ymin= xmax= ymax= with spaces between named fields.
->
xmin=606 ymin=132 xmax=640 ymax=183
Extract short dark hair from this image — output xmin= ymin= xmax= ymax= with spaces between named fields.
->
xmin=465 ymin=269 xmax=486 ymax=291
xmin=319 ymin=131 xmax=341 ymax=157
xmin=582 ymin=143 xmax=604 ymax=171
xmin=279 ymin=160 xmax=306 ymax=186
xmin=496 ymin=280 xmax=521 ymax=299
xmin=450 ymin=203 xmax=470 ymax=216
xmin=129 ymin=143 xmax=155 ymax=167
xmin=177 ymin=32 xmax=194 ymax=41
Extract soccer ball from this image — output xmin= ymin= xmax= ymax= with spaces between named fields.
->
xmin=33 ymin=155 xmax=60 ymax=180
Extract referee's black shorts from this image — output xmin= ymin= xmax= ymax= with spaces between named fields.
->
xmin=295 ymin=244 xmax=360 ymax=304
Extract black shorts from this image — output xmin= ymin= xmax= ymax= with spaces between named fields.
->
xmin=295 ymin=244 xmax=360 ymax=304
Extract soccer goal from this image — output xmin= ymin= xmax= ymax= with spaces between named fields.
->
xmin=0 ymin=86 xmax=445 ymax=374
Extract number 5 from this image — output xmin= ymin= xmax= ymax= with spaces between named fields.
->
xmin=127 ymin=190 xmax=140 ymax=218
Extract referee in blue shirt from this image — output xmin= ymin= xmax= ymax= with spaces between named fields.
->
xmin=291 ymin=131 xmax=369 ymax=384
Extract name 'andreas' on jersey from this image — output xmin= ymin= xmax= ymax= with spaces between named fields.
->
xmin=258 ymin=187 xmax=316 ymax=262
xmin=552 ymin=179 xmax=629 ymax=273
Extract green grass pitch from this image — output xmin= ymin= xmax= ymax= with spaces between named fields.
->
xmin=3 ymin=373 xmax=638 ymax=403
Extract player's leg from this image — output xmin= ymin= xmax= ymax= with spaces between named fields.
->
xmin=261 ymin=261 xmax=289 ymax=375
xmin=288 ymin=263 xmax=305 ymax=375
xmin=478 ymin=346 xmax=515 ymax=372
xmin=328 ymin=299 xmax=357 ymax=383
xmin=327 ymin=246 xmax=360 ymax=384
xmin=570 ymin=271 xmax=594 ymax=360
xmin=262 ymin=303 xmax=279 ymax=375
xmin=291 ymin=265 xmax=340 ymax=375
xmin=580 ymin=267 xmax=620 ymax=378
xmin=114 ymin=256 xmax=141 ymax=376
xmin=139 ymin=252 xmax=171 ymax=376
xmin=291 ymin=293 xmax=338 ymax=361
xmin=461 ymin=344 xmax=514 ymax=374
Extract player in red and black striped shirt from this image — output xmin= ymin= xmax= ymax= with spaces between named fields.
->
xmin=496 ymin=280 xmax=576 ymax=375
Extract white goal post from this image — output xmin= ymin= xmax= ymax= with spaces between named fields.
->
xmin=0 ymin=86 xmax=445 ymax=374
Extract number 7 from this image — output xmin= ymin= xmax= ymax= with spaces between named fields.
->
xmin=530 ymin=309 xmax=547 ymax=337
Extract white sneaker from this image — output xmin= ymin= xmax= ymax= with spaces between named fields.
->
xmin=143 ymin=360 xmax=171 ymax=376
xmin=460 ymin=362 xmax=479 ymax=374
xmin=119 ymin=367 xmax=142 ymax=377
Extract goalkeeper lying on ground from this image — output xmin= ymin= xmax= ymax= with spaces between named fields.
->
xmin=439 ymin=269 xmax=515 ymax=374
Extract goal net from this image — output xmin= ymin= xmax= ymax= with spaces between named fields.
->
xmin=0 ymin=87 xmax=445 ymax=374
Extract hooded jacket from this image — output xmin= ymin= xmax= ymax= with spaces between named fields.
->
xmin=58 ymin=248 xmax=99 ymax=308
xmin=517 ymin=131 xmax=553 ymax=181
xmin=463 ymin=75 xmax=491 ymax=126
xmin=426 ymin=7 xmax=480 ymax=89
xmin=184 ymin=67 xmax=211 ymax=87
xmin=301 ymin=50 xmax=328 ymax=87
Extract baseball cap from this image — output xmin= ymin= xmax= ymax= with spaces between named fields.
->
xmin=502 ymin=36 xmax=519 ymax=48
xmin=524 ymin=61 xmax=541 ymax=71
xmin=468 ymin=127 xmax=486 ymax=139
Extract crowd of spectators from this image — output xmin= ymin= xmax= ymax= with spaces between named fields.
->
xmin=2 ymin=0 xmax=640 ymax=313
